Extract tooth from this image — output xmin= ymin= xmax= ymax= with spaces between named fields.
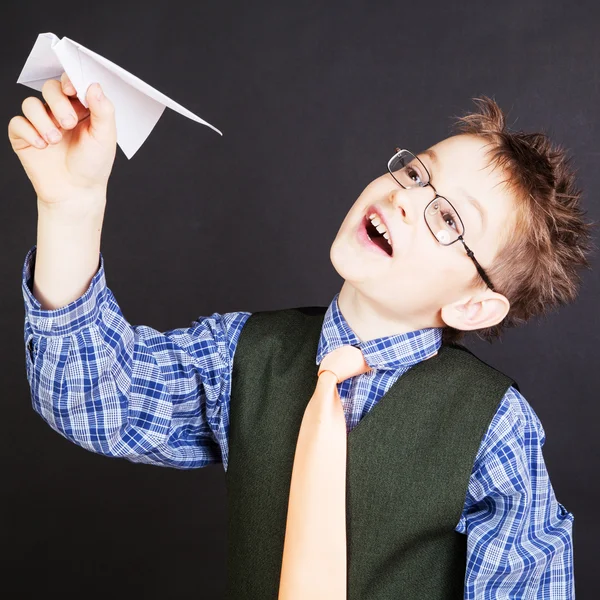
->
xmin=368 ymin=213 xmax=392 ymax=244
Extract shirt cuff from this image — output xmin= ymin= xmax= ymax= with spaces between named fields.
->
xmin=22 ymin=245 xmax=108 ymax=336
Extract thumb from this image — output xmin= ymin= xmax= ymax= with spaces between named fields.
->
xmin=85 ymin=83 xmax=116 ymax=146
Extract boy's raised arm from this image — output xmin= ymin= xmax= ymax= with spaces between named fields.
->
xmin=12 ymin=74 xmax=243 ymax=469
xmin=21 ymin=243 xmax=250 ymax=469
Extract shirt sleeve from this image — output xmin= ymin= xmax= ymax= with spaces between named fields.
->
xmin=22 ymin=245 xmax=251 ymax=471
xmin=456 ymin=385 xmax=575 ymax=599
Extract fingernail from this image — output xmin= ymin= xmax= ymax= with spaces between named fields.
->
xmin=34 ymin=138 xmax=47 ymax=148
xmin=47 ymin=129 xmax=61 ymax=143
xmin=61 ymin=115 xmax=76 ymax=128
xmin=95 ymin=84 xmax=103 ymax=101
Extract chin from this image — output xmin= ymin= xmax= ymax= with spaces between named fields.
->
xmin=330 ymin=238 xmax=389 ymax=285
xmin=330 ymin=241 xmax=364 ymax=284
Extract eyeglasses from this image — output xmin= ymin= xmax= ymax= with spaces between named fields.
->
xmin=387 ymin=147 xmax=496 ymax=292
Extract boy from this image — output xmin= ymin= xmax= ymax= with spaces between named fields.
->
xmin=10 ymin=73 xmax=592 ymax=598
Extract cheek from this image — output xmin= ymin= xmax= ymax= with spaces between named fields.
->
xmin=339 ymin=188 xmax=372 ymax=227
xmin=339 ymin=179 xmax=393 ymax=232
xmin=430 ymin=246 xmax=475 ymax=295
xmin=399 ymin=235 xmax=465 ymax=285
xmin=357 ymin=176 xmax=393 ymax=207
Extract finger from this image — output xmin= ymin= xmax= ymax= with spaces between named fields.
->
xmin=57 ymin=74 xmax=92 ymax=122
xmin=47 ymin=95 xmax=90 ymax=124
xmin=60 ymin=71 xmax=77 ymax=96
xmin=21 ymin=95 xmax=63 ymax=145
xmin=84 ymin=83 xmax=116 ymax=147
xmin=27 ymin=97 xmax=90 ymax=143
xmin=8 ymin=115 xmax=48 ymax=150
xmin=41 ymin=78 xmax=79 ymax=131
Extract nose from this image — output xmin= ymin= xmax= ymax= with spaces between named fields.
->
xmin=387 ymin=186 xmax=413 ymax=224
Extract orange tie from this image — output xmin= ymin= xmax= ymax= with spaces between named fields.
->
xmin=278 ymin=345 xmax=372 ymax=600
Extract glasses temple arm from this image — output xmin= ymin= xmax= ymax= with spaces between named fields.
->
xmin=459 ymin=237 xmax=496 ymax=292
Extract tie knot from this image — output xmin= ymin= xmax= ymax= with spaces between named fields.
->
xmin=318 ymin=345 xmax=371 ymax=383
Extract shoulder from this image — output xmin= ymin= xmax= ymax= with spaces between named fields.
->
xmin=457 ymin=386 xmax=546 ymax=531
xmin=182 ymin=310 xmax=253 ymax=346
xmin=245 ymin=306 xmax=327 ymax=325
xmin=238 ymin=306 xmax=327 ymax=342
xmin=446 ymin=344 xmax=543 ymax=442
xmin=484 ymin=385 xmax=546 ymax=451
xmin=159 ymin=311 xmax=253 ymax=374
xmin=465 ymin=385 xmax=546 ymax=508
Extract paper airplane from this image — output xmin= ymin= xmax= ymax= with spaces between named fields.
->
xmin=17 ymin=32 xmax=222 ymax=159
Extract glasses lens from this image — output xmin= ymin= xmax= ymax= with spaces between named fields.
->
xmin=388 ymin=150 xmax=430 ymax=188
xmin=425 ymin=197 xmax=464 ymax=245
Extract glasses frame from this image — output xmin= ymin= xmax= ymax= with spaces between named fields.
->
xmin=387 ymin=147 xmax=496 ymax=292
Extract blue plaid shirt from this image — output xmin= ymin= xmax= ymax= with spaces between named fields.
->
xmin=22 ymin=245 xmax=574 ymax=598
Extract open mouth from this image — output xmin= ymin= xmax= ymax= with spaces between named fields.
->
xmin=364 ymin=215 xmax=393 ymax=256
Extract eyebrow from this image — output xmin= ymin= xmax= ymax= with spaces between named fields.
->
xmin=420 ymin=148 xmax=486 ymax=231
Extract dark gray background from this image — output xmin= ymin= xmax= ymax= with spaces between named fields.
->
xmin=2 ymin=0 xmax=598 ymax=597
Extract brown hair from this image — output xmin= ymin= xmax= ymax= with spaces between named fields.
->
xmin=442 ymin=96 xmax=597 ymax=345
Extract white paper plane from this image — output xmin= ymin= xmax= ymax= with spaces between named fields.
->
xmin=17 ymin=32 xmax=222 ymax=159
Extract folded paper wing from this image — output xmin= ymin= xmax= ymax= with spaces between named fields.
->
xmin=17 ymin=32 xmax=222 ymax=159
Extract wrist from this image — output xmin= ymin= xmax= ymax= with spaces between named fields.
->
xmin=37 ymin=192 xmax=107 ymax=224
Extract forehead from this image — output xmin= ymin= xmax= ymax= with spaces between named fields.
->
xmin=419 ymin=134 xmax=517 ymax=248
xmin=422 ymin=134 xmax=505 ymax=192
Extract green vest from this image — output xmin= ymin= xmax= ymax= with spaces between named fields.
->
xmin=225 ymin=307 xmax=516 ymax=599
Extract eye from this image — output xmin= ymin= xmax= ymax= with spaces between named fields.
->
xmin=404 ymin=165 xmax=424 ymax=186
xmin=441 ymin=208 xmax=459 ymax=231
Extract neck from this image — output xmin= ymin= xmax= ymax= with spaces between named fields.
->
xmin=337 ymin=281 xmax=441 ymax=342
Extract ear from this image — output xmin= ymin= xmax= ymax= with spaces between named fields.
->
xmin=440 ymin=290 xmax=510 ymax=331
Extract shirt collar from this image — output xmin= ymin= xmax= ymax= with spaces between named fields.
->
xmin=316 ymin=292 xmax=443 ymax=371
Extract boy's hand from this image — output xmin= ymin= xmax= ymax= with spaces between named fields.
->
xmin=8 ymin=72 xmax=117 ymax=207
